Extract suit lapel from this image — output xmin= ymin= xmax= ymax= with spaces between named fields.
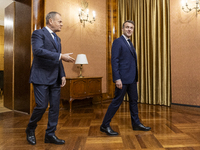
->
xmin=42 ymin=27 xmax=60 ymax=52
xmin=121 ymin=36 xmax=136 ymax=57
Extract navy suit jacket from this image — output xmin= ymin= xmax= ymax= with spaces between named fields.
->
xmin=111 ymin=35 xmax=138 ymax=84
xmin=29 ymin=27 xmax=65 ymax=85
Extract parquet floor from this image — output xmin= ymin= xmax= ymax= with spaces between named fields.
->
xmin=0 ymin=95 xmax=11 ymax=113
xmin=1 ymin=100 xmax=200 ymax=150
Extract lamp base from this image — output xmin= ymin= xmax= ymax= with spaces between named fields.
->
xmin=78 ymin=75 xmax=84 ymax=78
xmin=78 ymin=64 xmax=84 ymax=78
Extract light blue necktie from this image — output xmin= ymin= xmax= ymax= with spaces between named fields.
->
xmin=52 ymin=32 xmax=58 ymax=49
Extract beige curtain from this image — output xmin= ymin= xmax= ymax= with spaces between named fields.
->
xmin=118 ymin=0 xmax=171 ymax=106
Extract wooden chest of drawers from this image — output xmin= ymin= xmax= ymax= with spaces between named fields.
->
xmin=60 ymin=77 xmax=102 ymax=112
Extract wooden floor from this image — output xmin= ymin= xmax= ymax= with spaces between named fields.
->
xmin=0 ymin=94 xmax=11 ymax=113
xmin=1 ymin=99 xmax=200 ymax=150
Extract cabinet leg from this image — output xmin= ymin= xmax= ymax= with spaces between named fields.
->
xmin=101 ymin=94 xmax=103 ymax=106
xmin=69 ymin=98 xmax=73 ymax=112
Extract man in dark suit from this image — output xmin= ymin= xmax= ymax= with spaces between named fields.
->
xmin=100 ymin=20 xmax=151 ymax=135
xmin=26 ymin=12 xmax=75 ymax=145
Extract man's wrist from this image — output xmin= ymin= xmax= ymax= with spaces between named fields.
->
xmin=115 ymin=79 xmax=121 ymax=82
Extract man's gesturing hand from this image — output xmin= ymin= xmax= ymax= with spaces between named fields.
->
xmin=61 ymin=53 xmax=75 ymax=62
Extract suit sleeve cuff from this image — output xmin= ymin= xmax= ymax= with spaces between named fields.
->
xmin=115 ymin=79 xmax=121 ymax=82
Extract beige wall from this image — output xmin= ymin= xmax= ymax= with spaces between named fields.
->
xmin=45 ymin=0 xmax=107 ymax=93
xmin=0 ymin=26 xmax=4 ymax=70
xmin=171 ymin=0 xmax=200 ymax=106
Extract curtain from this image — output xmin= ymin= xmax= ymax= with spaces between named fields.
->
xmin=118 ymin=0 xmax=171 ymax=106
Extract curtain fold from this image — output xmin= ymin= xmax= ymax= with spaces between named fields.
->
xmin=118 ymin=0 xmax=171 ymax=106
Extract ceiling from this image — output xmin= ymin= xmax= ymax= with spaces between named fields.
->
xmin=0 ymin=0 xmax=14 ymax=26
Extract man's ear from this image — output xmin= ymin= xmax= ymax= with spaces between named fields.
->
xmin=49 ymin=18 xmax=53 ymax=25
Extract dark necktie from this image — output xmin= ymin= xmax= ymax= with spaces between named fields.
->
xmin=127 ymin=39 xmax=134 ymax=51
xmin=127 ymin=39 xmax=132 ymax=47
xmin=127 ymin=39 xmax=135 ymax=56
xmin=52 ymin=32 xmax=58 ymax=49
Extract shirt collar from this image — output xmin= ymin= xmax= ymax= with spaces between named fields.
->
xmin=122 ymin=34 xmax=130 ymax=41
xmin=45 ymin=26 xmax=54 ymax=34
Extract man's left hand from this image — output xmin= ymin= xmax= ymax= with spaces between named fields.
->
xmin=61 ymin=77 xmax=66 ymax=87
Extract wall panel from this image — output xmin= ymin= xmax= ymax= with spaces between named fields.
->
xmin=14 ymin=0 xmax=31 ymax=113
xmin=171 ymin=0 xmax=200 ymax=106
xmin=4 ymin=1 xmax=31 ymax=113
xmin=0 ymin=26 xmax=4 ymax=70
xmin=4 ymin=3 xmax=15 ymax=109
xmin=45 ymin=0 xmax=107 ymax=94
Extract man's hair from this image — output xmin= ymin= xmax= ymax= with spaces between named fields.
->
xmin=122 ymin=20 xmax=135 ymax=28
xmin=46 ymin=12 xmax=61 ymax=25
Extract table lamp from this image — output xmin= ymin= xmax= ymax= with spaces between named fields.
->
xmin=75 ymin=54 xmax=88 ymax=78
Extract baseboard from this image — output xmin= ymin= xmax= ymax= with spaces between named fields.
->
xmin=171 ymin=103 xmax=200 ymax=108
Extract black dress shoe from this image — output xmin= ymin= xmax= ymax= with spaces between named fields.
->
xmin=45 ymin=135 xmax=65 ymax=145
xmin=26 ymin=128 xmax=36 ymax=145
xmin=133 ymin=124 xmax=151 ymax=131
xmin=100 ymin=126 xmax=118 ymax=135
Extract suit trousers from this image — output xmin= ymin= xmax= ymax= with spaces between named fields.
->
xmin=27 ymin=83 xmax=61 ymax=136
xmin=102 ymin=81 xmax=141 ymax=127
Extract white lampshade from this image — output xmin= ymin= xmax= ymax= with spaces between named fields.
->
xmin=75 ymin=54 xmax=88 ymax=64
